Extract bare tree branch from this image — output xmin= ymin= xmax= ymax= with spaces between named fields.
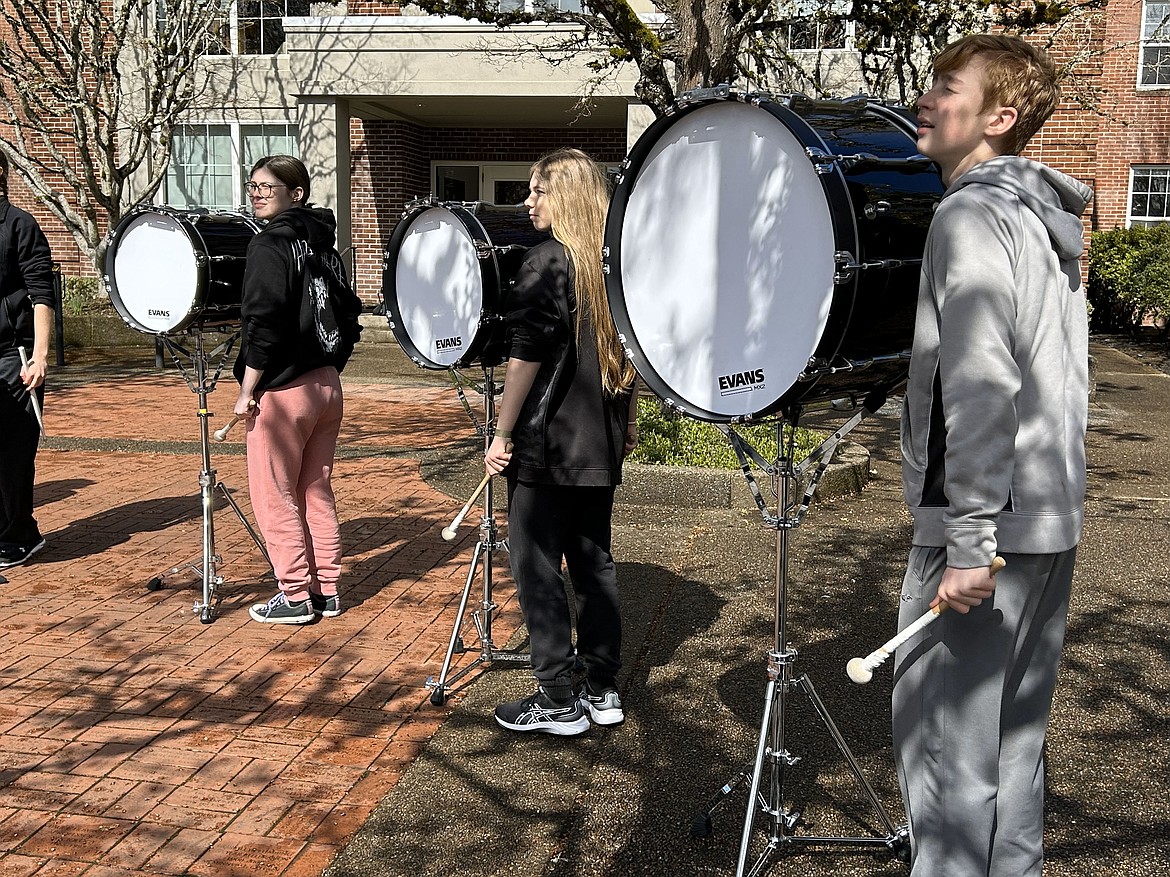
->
xmin=0 ymin=0 xmax=224 ymax=267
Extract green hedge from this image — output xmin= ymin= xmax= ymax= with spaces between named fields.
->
xmin=1087 ymin=225 xmax=1170 ymax=336
xmin=62 ymin=276 xmax=104 ymax=316
xmin=628 ymin=397 xmax=823 ymax=469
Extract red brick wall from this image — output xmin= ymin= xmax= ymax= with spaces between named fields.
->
xmin=1027 ymin=2 xmax=1170 ymax=231
xmin=0 ymin=7 xmax=95 ymax=279
xmin=1092 ymin=0 xmax=1170 ymax=229
xmin=349 ymin=119 xmax=628 ymax=303
xmin=347 ymin=1 xmax=402 ymax=14
xmin=4 ymin=175 xmax=92 ymax=279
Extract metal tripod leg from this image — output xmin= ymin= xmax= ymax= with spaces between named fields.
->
xmin=426 ymin=364 xmax=529 ymax=706
xmin=217 ymin=481 xmax=273 ymax=570
xmin=694 ymin=414 xmax=910 ymax=874
xmin=148 ymin=330 xmax=271 ymax=624
xmin=426 ymin=494 xmax=528 ymax=706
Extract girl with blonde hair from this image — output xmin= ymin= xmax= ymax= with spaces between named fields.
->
xmin=485 ymin=147 xmax=638 ymax=735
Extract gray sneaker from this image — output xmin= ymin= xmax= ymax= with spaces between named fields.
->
xmin=580 ymin=683 xmax=624 ymax=726
xmin=310 ymin=593 xmax=341 ymax=617
xmin=249 ymin=592 xmax=314 ymax=624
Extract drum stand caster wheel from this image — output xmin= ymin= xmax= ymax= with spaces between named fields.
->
xmin=690 ymin=813 xmax=713 ymax=838
xmin=888 ymin=825 xmax=911 ymax=863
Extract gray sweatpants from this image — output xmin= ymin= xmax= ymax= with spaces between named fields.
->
xmin=891 ymin=545 xmax=1075 ymax=877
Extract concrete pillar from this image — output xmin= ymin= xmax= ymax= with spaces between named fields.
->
xmin=626 ymin=102 xmax=656 ymax=154
xmin=296 ymin=96 xmax=352 ymax=254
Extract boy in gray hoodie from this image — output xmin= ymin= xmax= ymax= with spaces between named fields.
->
xmin=892 ymin=34 xmax=1093 ymax=877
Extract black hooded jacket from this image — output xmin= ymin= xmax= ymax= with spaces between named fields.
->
xmin=506 ymin=239 xmax=631 ymax=487
xmin=0 ymin=198 xmax=54 ymax=354
xmin=234 ymin=205 xmax=340 ymax=393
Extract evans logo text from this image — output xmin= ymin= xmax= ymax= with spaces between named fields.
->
xmin=148 ymin=309 xmax=170 ymax=318
xmin=435 ymin=335 xmax=463 ymax=351
xmin=718 ymin=368 xmax=766 ymax=396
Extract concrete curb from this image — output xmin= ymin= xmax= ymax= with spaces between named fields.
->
xmin=617 ymin=440 xmax=871 ymax=509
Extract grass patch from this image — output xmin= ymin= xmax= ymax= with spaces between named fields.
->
xmin=629 ymin=398 xmax=824 ymax=469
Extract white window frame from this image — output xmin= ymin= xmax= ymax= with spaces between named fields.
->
xmin=1139 ymin=0 xmax=1170 ymax=88
xmin=189 ymin=0 xmax=310 ymax=57
xmin=166 ymin=122 xmax=299 ymax=211
xmin=1128 ymin=165 xmax=1170 ymax=227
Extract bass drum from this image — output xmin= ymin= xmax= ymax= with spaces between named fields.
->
xmin=382 ymin=201 xmax=549 ymax=370
xmin=104 ymin=207 xmax=259 ymax=334
xmin=604 ymin=92 xmax=945 ymax=422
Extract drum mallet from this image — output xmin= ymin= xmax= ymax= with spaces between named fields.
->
xmin=847 ymin=556 xmax=1006 ymax=684
xmin=17 ymin=347 xmax=45 ymax=437
xmin=441 ymin=472 xmax=492 ymax=542
xmin=213 ymin=416 xmax=241 ymax=442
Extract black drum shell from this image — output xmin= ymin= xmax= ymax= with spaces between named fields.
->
xmin=381 ymin=202 xmax=549 ymax=370
xmin=103 ymin=207 xmax=258 ymax=335
xmin=604 ymin=94 xmax=945 ymax=422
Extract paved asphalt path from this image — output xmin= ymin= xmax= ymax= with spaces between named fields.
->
xmin=323 ymin=339 xmax=1169 ymax=877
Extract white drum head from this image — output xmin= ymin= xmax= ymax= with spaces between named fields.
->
xmin=110 ymin=212 xmax=201 ymax=333
xmin=614 ymin=101 xmax=837 ymax=420
xmin=393 ymin=207 xmax=485 ymax=369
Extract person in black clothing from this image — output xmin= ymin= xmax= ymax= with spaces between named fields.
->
xmin=485 ymin=147 xmax=639 ymax=735
xmin=0 ymin=149 xmax=54 ymax=570
xmin=233 ymin=155 xmax=351 ymax=624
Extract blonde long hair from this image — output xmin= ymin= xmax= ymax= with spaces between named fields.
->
xmin=532 ymin=148 xmax=635 ymax=395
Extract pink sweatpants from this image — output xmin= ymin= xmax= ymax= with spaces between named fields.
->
xmin=245 ymin=367 xmax=343 ymax=603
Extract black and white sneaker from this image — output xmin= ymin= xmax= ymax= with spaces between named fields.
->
xmin=580 ymin=682 xmax=625 ymax=726
xmin=0 ymin=537 xmax=46 ymax=570
xmin=248 ymin=592 xmax=314 ymax=624
xmin=310 ymin=593 xmax=341 ymax=617
xmin=495 ymin=688 xmax=590 ymax=736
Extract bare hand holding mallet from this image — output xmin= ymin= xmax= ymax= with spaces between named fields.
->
xmin=847 ymin=556 xmax=1006 ymax=684
xmin=17 ymin=346 xmax=45 ymax=437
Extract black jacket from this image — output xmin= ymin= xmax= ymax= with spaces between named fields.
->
xmin=0 ymin=198 xmax=54 ymax=354
xmin=234 ymin=205 xmax=340 ymax=393
xmin=507 ymin=239 xmax=631 ymax=487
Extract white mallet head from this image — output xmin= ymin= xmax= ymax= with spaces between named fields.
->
xmin=441 ymin=527 xmax=457 ymax=542
xmin=846 ymin=657 xmax=874 ymax=685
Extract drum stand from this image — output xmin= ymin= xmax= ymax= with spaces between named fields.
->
xmin=694 ymin=395 xmax=909 ymax=875
xmin=426 ymin=365 xmax=529 ymax=706
xmin=153 ymin=330 xmax=272 ymax=624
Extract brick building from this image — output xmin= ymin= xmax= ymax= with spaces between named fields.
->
xmin=4 ymin=2 xmax=1170 ymax=303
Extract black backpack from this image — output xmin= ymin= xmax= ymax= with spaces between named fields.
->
xmin=302 ymin=247 xmax=363 ymax=370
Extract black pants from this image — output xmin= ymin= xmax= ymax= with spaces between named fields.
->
xmin=507 ymin=479 xmax=622 ymax=700
xmin=0 ymin=349 xmax=42 ymax=548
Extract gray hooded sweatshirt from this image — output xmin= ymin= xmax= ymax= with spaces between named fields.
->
xmin=901 ymin=155 xmax=1094 ymax=568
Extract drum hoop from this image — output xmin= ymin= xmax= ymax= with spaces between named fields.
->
xmin=105 ymin=206 xmax=214 ymax=335
xmin=604 ymin=94 xmax=862 ymax=422
xmin=382 ymin=202 xmax=503 ymax=370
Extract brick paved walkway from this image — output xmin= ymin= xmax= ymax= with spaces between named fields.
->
xmin=0 ymin=368 xmax=522 ymax=876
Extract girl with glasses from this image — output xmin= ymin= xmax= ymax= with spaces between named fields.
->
xmin=233 ymin=154 xmax=351 ymax=624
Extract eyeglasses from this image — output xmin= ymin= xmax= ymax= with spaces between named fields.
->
xmin=245 ymin=181 xmax=288 ymax=196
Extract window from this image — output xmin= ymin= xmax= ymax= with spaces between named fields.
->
xmin=1141 ymin=1 xmax=1170 ymax=86
xmin=236 ymin=0 xmax=312 ymax=55
xmin=497 ymin=0 xmax=585 ymax=12
xmin=1130 ymin=167 xmax=1170 ymax=226
xmin=167 ymin=123 xmax=298 ymax=211
xmin=172 ymin=0 xmax=313 ymax=56
xmin=784 ymin=16 xmax=846 ymax=50
xmin=772 ymin=0 xmax=848 ymax=51
xmin=433 ymin=163 xmax=533 ymax=205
